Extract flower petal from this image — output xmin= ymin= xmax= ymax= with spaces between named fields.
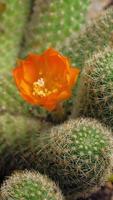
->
xmin=19 ymin=79 xmax=32 ymax=96
xmin=57 ymin=90 xmax=71 ymax=102
xmin=69 ymin=67 xmax=80 ymax=86
xmin=22 ymin=55 xmax=40 ymax=84
xmin=20 ymin=92 xmax=38 ymax=105
xmin=13 ymin=65 xmax=23 ymax=86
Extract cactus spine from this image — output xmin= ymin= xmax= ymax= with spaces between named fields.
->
xmin=73 ymin=47 xmax=113 ymax=130
xmin=0 ymin=170 xmax=64 ymax=200
xmin=0 ymin=0 xmax=31 ymax=73
xmin=22 ymin=0 xmax=90 ymax=56
xmin=59 ymin=8 xmax=113 ymax=68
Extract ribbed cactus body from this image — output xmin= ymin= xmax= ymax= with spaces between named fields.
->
xmin=0 ymin=72 xmax=46 ymax=118
xmin=0 ymin=114 xmax=112 ymax=199
xmin=0 ymin=171 xmax=63 ymax=200
xmin=60 ymin=8 xmax=113 ymax=68
xmin=0 ymin=0 xmax=31 ymax=73
xmin=22 ymin=0 xmax=90 ymax=56
xmin=73 ymin=48 xmax=113 ymax=130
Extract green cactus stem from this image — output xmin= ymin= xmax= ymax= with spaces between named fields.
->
xmin=0 ymin=0 xmax=31 ymax=73
xmin=22 ymin=0 xmax=90 ymax=56
xmin=0 ymin=113 xmax=49 ymax=182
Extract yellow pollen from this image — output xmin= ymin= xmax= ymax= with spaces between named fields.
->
xmin=32 ymin=78 xmax=58 ymax=97
xmin=36 ymin=78 xmax=45 ymax=87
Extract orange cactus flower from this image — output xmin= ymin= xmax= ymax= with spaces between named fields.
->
xmin=13 ymin=48 xmax=80 ymax=111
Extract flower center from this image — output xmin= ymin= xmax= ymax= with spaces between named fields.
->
xmin=32 ymin=78 xmax=58 ymax=97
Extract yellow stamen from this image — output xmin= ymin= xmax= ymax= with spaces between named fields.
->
xmin=32 ymin=78 xmax=58 ymax=97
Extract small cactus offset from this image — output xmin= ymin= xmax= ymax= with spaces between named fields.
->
xmin=60 ymin=7 xmax=113 ymax=68
xmin=0 ymin=72 xmax=47 ymax=118
xmin=0 ymin=170 xmax=64 ymax=200
xmin=73 ymin=47 xmax=113 ymax=130
xmin=0 ymin=114 xmax=112 ymax=199
xmin=0 ymin=0 xmax=31 ymax=73
xmin=22 ymin=0 xmax=90 ymax=56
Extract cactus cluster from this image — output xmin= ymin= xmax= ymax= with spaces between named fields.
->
xmin=22 ymin=0 xmax=90 ymax=56
xmin=0 ymin=0 xmax=31 ymax=73
xmin=0 ymin=171 xmax=63 ymax=200
xmin=0 ymin=2 xmax=113 ymax=200
xmin=0 ymin=114 xmax=112 ymax=199
xmin=73 ymin=47 xmax=113 ymax=130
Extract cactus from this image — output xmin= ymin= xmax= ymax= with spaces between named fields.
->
xmin=0 ymin=72 xmax=47 ymax=118
xmin=58 ymin=7 xmax=113 ymax=115
xmin=22 ymin=0 xmax=90 ymax=56
xmin=0 ymin=114 xmax=112 ymax=199
xmin=73 ymin=47 xmax=113 ymax=130
xmin=0 ymin=170 xmax=64 ymax=200
xmin=0 ymin=113 xmax=41 ymax=181
xmin=59 ymin=7 xmax=113 ymax=68
xmin=0 ymin=0 xmax=31 ymax=73
xmin=35 ymin=118 xmax=113 ymax=199
xmin=0 ymin=113 xmax=49 ymax=181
